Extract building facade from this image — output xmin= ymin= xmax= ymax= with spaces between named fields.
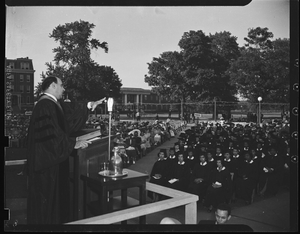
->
xmin=117 ymin=87 xmax=179 ymax=112
xmin=5 ymin=57 xmax=35 ymax=113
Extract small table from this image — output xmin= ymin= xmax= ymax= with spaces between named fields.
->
xmin=81 ymin=169 xmax=148 ymax=224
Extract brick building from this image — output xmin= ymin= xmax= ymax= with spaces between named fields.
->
xmin=5 ymin=57 xmax=35 ymax=113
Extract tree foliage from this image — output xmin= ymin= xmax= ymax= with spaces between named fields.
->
xmin=228 ymin=27 xmax=289 ymax=103
xmin=145 ymin=30 xmax=239 ymax=103
xmin=35 ymin=20 xmax=122 ymax=101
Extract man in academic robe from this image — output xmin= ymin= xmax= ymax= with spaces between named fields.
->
xmin=174 ymin=143 xmax=182 ymax=157
xmin=235 ymin=152 xmax=257 ymax=204
xmin=229 ymin=148 xmax=243 ymax=202
xmin=148 ymin=149 xmax=168 ymax=201
xmin=26 ymin=76 xmax=105 ymax=224
xmin=188 ymin=154 xmax=210 ymax=202
xmin=214 ymin=146 xmax=224 ymax=161
xmin=206 ymin=151 xmax=216 ymax=173
xmin=258 ymin=145 xmax=285 ymax=197
xmin=204 ymin=159 xmax=230 ymax=212
xmin=185 ymin=148 xmax=197 ymax=172
xmin=165 ymin=152 xmax=190 ymax=192
xmin=166 ymin=147 xmax=177 ymax=163
xmin=222 ymin=151 xmax=234 ymax=203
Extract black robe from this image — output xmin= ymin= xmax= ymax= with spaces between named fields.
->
xmin=149 ymin=159 xmax=168 ymax=186
xmin=166 ymin=161 xmax=190 ymax=192
xmin=204 ymin=166 xmax=230 ymax=208
xmin=188 ymin=162 xmax=211 ymax=200
xmin=258 ymin=153 xmax=285 ymax=196
xmin=235 ymin=160 xmax=257 ymax=202
xmin=26 ymin=95 xmax=88 ymax=224
xmin=148 ymin=159 xmax=168 ymax=199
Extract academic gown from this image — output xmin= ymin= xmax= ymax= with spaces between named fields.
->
xmin=222 ymin=159 xmax=234 ymax=201
xmin=26 ymin=95 xmax=88 ymax=224
xmin=166 ymin=161 xmax=190 ymax=192
xmin=148 ymin=159 xmax=168 ymax=199
xmin=258 ymin=153 xmax=285 ymax=196
xmin=204 ymin=166 xmax=230 ymax=208
xmin=231 ymin=156 xmax=243 ymax=179
xmin=235 ymin=160 xmax=257 ymax=202
xmin=149 ymin=159 xmax=168 ymax=186
xmin=185 ymin=155 xmax=197 ymax=172
xmin=188 ymin=162 xmax=210 ymax=200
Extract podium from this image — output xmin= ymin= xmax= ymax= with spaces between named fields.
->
xmin=69 ymin=133 xmax=116 ymax=221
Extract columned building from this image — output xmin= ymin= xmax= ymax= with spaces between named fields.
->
xmin=120 ymin=87 xmax=151 ymax=106
xmin=5 ymin=57 xmax=35 ymax=113
xmin=118 ymin=87 xmax=178 ymax=112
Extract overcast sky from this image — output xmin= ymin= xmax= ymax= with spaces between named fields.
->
xmin=5 ymin=0 xmax=290 ymax=90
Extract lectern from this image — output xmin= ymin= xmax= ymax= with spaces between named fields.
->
xmin=69 ymin=133 xmax=116 ymax=221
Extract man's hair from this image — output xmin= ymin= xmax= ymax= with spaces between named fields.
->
xmin=216 ymin=203 xmax=231 ymax=216
xmin=41 ymin=76 xmax=58 ymax=92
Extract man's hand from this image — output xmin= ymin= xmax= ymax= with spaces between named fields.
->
xmin=91 ymin=97 xmax=106 ymax=111
xmin=74 ymin=140 xmax=92 ymax=149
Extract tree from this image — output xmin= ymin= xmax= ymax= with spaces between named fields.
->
xmin=145 ymin=30 xmax=239 ymax=118
xmin=145 ymin=51 xmax=187 ymax=117
xmin=263 ymin=38 xmax=290 ymax=103
xmin=244 ymin=27 xmax=274 ymax=51
xmin=228 ymin=27 xmax=289 ymax=103
xmin=35 ymin=20 xmax=122 ymax=101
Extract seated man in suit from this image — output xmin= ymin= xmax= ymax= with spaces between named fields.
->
xmin=160 ymin=203 xmax=232 ymax=225
xmin=160 ymin=203 xmax=253 ymax=231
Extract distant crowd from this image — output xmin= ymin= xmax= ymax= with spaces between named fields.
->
xmin=107 ymin=119 xmax=186 ymax=165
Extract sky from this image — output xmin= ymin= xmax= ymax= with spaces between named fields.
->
xmin=5 ymin=0 xmax=290 ymax=90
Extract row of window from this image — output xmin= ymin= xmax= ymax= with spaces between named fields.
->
xmin=8 ymin=62 xmax=30 ymax=69
xmin=8 ymin=74 xmax=31 ymax=82
xmin=21 ymin=96 xmax=31 ymax=104
xmin=9 ymin=85 xmax=31 ymax=93
xmin=125 ymin=94 xmax=159 ymax=102
xmin=11 ymin=96 xmax=31 ymax=105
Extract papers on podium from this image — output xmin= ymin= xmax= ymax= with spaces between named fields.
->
xmin=72 ymin=129 xmax=101 ymax=141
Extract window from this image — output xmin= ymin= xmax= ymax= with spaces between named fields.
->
xmin=9 ymin=74 xmax=14 ymax=82
xmin=27 ymin=96 xmax=30 ymax=104
xmin=9 ymin=62 xmax=14 ymax=69
xmin=10 ymin=84 xmax=14 ymax=92
xmin=20 ymin=85 xmax=24 ymax=92
xmin=144 ymin=95 xmax=147 ymax=101
xmin=21 ymin=96 xmax=25 ymax=104
xmin=21 ymin=62 xmax=30 ymax=69
xmin=26 ymin=75 xmax=30 ymax=82
xmin=20 ymin=75 xmax=24 ymax=82
xmin=26 ymin=85 xmax=30 ymax=93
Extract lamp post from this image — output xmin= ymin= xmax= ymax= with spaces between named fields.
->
xmin=64 ymin=94 xmax=71 ymax=103
xmin=257 ymin=97 xmax=262 ymax=125
xmin=104 ymin=99 xmax=107 ymax=117
xmin=107 ymin=97 xmax=114 ymax=161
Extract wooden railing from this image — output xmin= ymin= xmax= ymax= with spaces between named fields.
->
xmin=67 ymin=182 xmax=198 ymax=225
